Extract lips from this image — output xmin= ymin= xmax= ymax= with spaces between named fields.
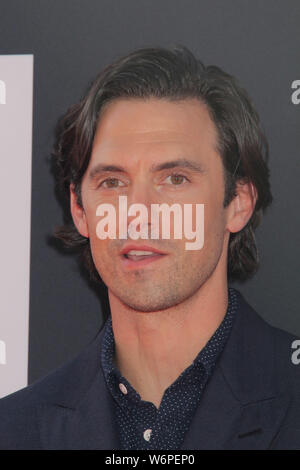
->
xmin=124 ymin=250 xmax=161 ymax=261
xmin=120 ymin=244 xmax=167 ymax=268
xmin=120 ymin=244 xmax=166 ymax=256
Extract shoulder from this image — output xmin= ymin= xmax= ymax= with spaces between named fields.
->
xmin=232 ymin=287 xmax=299 ymax=367
xmin=223 ymin=288 xmax=300 ymax=399
xmin=263 ymin=324 xmax=300 ymax=448
xmin=0 ymin=379 xmax=44 ymax=449
xmin=0 ymin=327 xmax=104 ymax=449
xmin=223 ymin=289 xmax=300 ymax=448
xmin=233 ymin=288 xmax=300 ymax=412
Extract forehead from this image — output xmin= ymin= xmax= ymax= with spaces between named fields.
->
xmin=90 ymin=97 xmax=220 ymax=163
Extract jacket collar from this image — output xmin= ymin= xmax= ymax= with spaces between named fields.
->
xmin=181 ymin=290 xmax=291 ymax=449
xmin=37 ymin=288 xmax=292 ymax=449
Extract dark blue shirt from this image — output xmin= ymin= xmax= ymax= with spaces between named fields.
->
xmin=101 ymin=287 xmax=238 ymax=450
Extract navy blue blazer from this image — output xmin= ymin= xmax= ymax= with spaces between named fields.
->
xmin=0 ymin=289 xmax=300 ymax=449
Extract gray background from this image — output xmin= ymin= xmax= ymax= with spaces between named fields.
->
xmin=0 ymin=0 xmax=299 ymax=384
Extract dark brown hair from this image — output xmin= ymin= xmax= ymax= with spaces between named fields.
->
xmin=52 ymin=45 xmax=272 ymax=284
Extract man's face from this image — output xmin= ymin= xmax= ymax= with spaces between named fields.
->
xmin=77 ymin=97 xmax=231 ymax=312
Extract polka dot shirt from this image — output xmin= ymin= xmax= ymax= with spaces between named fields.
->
xmin=100 ymin=287 xmax=238 ymax=450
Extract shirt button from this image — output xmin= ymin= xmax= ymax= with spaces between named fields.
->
xmin=119 ymin=383 xmax=128 ymax=395
xmin=143 ymin=429 xmax=152 ymax=442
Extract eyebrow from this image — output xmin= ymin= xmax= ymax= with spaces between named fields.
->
xmin=150 ymin=158 xmax=205 ymax=173
xmin=88 ymin=164 xmax=126 ymax=181
xmin=88 ymin=158 xmax=205 ymax=181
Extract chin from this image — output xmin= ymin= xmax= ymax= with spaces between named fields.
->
xmin=115 ymin=290 xmax=189 ymax=313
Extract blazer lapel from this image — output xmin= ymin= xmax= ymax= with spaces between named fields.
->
xmin=37 ymin=369 xmax=120 ymax=449
xmin=181 ymin=363 xmax=243 ymax=449
xmin=181 ymin=290 xmax=292 ymax=450
xmin=37 ymin=323 xmax=121 ymax=449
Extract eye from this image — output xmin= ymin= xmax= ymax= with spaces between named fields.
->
xmin=164 ymin=174 xmax=189 ymax=185
xmin=98 ymin=178 xmax=126 ymax=189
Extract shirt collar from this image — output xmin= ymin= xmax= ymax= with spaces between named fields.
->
xmin=101 ymin=287 xmax=238 ymax=387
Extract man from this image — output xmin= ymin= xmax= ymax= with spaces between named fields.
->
xmin=0 ymin=46 xmax=299 ymax=450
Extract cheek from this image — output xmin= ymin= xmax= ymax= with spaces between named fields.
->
xmin=82 ymin=204 xmax=109 ymax=260
xmin=88 ymin=235 xmax=115 ymax=281
xmin=202 ymin=198 xmax=226 ymax=249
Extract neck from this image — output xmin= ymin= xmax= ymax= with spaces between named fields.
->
xmin=108 ymin=270 xmax=228 ymax=410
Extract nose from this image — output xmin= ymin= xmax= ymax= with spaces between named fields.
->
xmin=125 ymin=178 xmax=157 ymax=239
xmin=127 ymin=177 xmax=155 ymax=210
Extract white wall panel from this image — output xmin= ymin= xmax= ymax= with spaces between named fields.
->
xmin=0 ymin=55 xmax=33 ymax=398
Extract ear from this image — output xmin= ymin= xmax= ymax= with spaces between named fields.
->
xmin=226 ymin=180 xmax=257 ymax=233
xmin=70 ymin=184 xmax=89 ymax=238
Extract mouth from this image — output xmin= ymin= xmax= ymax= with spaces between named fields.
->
xmin=120 ymin=245 xmax=167 ymax=269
